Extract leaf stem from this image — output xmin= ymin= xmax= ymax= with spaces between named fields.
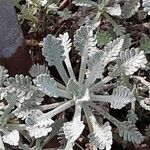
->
xmin=44 ymin=100 xmax=75 ymax=118
xmin=90 ymin=76 xmax=113 ymax=92
xmin=56 ymin=63 xmax=69 ymax=85
xmin=65 ymin=55 xmax=76 ymax=80
xmin=41 ymin=102 xmax=66 ymax=111
xmin=78 ymin=52 xmax=88 ymax=87
xmin=35 ymin=138 xmax=41 ymax=149
xmin=83 ymin=103 xmax=95 ymax=132
xmin=57 ymin=88 xmax=71 ymax=99
xmin=90 ymin=102 xmax=120 ymax=127
xmin=6 ymin=124 xmax=26 ymax=130
xmin=84 ymin=73 xmax=96 ymax=89
xmin=73 ymin=104 xmax=82 ymax=122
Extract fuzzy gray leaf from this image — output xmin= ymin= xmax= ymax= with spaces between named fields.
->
xmin=87 ymin=51 xmax=105 ymax=81
xmin=72 ymin=0 xmax=97 ymax=7
xmin=91 ymin=86 xmax=136 ymax=109
xmin=0 ymin=66 xmax=9 ymax=86
xmin=58 ymin=32 xmax=72 ymax=58
xmin=106 ymin=4 xmax=121 ymax=16
xmin=142 ymin=0 xmax=150 ymax=15
xmin=119 ymin=48 xmax=147 ymax=75
xmin=118 ymin=121 xmax=144 ymax=144
xmin=33 ymin=74 xmax=59 ymax=98
xmin=67 ymin=78 xmax=80 ymax=97
xmin=140 ymin=37 xmax=150 ymax=54
xmin=74 ymin=26 xmax=97 ymax=56
xmin=96 ymin=30 xmax=112 ymax=48
xmin=114 ymin=25 xmax=126 ymax=36
xmin=122 ymin=0 xmax=140 ymax=19
xmin=126 ymin=110 xmax=138 ymax=124
xmin=42 ymin=34 xmax=66 ymax=67
xmin=103 ymin=37 xmax=124 ymax=65
xmin=88 ymin=122 xmax=112 ymax=150
xmin=29 ymin=64 xmax=49 ymax=78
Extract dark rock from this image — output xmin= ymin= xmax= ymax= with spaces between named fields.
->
xmin=0 ymin=0 xmax=24 ymax=58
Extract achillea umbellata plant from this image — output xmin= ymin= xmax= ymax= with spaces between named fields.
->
xmin=0 ymin=24 xmax=149 ymax=149
xmin=0 ymin=0 xmax=150 ymax=150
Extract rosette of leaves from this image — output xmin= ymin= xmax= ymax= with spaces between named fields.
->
xmin=0 ymin=24 xmax=147 ymax=149
xmin=17 ymin=24 xmax=145 ymax=149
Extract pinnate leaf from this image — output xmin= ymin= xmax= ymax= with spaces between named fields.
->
xmin=119 ymin=48 xmax=147 ymax=75
xmin=118 ymin=121 xmax=144 ymax=144
xmin=74 ymin=26 xmax=97 ymax=56
xmin=33 ymin=74 xmax=59 ymax=98
xmin=42 ymin=34 xmax=65 ymax=67
xmin=88 ymin=122 xmax=112 ymax=150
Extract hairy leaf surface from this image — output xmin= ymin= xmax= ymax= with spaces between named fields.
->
xmin=140 ymin=37 xmax=150 ymax=54
xmin=88 ymin=122 xmax=112 ymax=150
xmin=42 ymin=34 xmax=65 ymax=66
xmin=142 ymin=0 xmax=150 ymax=15
xmin=91 ymin=86 xmax=135 ymax=109
xmin=119 ymin=48 xmax=147 ymax=75
xmin=106 ymin=4 xmax=121 ymax=16
xmin=122 ymin=0 xmax=140 ymax=18
xmin=72 ymin=0 xmax=97 ymax=7
xmin=67 ymin=78 xmax=80 ymax=97
xmin=118 ymin=121 xmax=144 ymax=144
xmin=33 ymin=74 xmax=59 ymax=98
xmin=0 ymin=66 xmax=8 ymax=86
xmin=103 ymin=37 xmax=124 ymax=65
xmin=58 ymin=32 xmax=72 ymax=58
xmin=74 ymin=26 xmax=97 ymax=56
xmin=29 ymin=64 xmax=49 ymax=77
xmin=2 ymin=130 xmax=19 ymax=146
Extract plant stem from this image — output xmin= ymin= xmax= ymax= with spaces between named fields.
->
xmin=78 ymin=52 xmax=88 ymax=87
xmin=103 ymin=12 xmax=116 ymax=26
xmin=6 ymin=124 xmax=26 ymax=130
xmin=41 ymin=102 xmax=66 ymax=111
xmin=90 ymin=76 xmax=113 ymax=92
xmin=65 ymin=55 xmax=76 ymax=80
xmin=44 ymin=100 xmax=75 ymax=118
xmin=56 ymin=63 xmax=69 ymax=85
xmin=103 ymin=12 xmax=124 ymax=36
xmin=35 ymin=138 xmax=41 ymax=149
xmin=83 ymin=103 xmax=95 ymax=132
xmin=90 ymin=102 xmax=120 ymax=127
xmin=57 ymin=88 xmax=71 ymax=99
xmin=84 ymin=73 xmax=96 ymax=89
xmin=73 ymin=104 xmax=82 ymax=122
xmin=90 ymin=94 xmax=109 ymax=102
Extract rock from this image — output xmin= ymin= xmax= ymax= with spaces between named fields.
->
xmin=0 ymin=0 xmax=24 ymax=58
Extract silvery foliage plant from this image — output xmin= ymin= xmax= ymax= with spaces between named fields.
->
xmin=0 ymin=0 xmax=149 ymax=150
xmin=0 ymin=26 xmax=148 ymax=149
